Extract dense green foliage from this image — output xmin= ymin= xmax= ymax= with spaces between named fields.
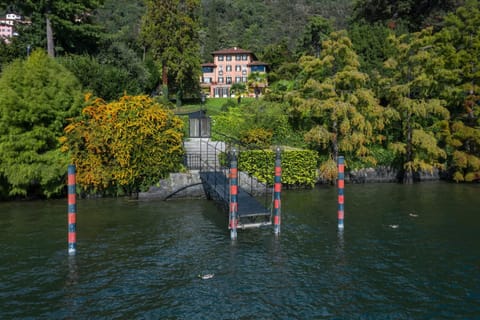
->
xmin=141 ymin=0 xmax=201 ymax=105
xmin=352 ymin=0 xmax=462 ymax=31
xmin=0 ymin=50 xmax=83 ymax=197
xmin=288 ymin=31 xmax=392 ymax=167
xmin=61 ymin=94 xmax=184 ymax=196
xmin=200 ymin=0 xmax=352 ymax=61
xmin=436 ymin=0 xmax=480 ymax=181
xmin=211 ymin=100 xmax=300 ymax=147
xmin=59 ymin=54 xmax=157 ymax=101
xmin=1 ymin=0 xmax=480 ymax=199
xmin=11 ymin=0 xmax=104 ymax=56
xmin=381 ymin=28 xmax=451 ymax=182
xmin=238 ymin=150 xmax=318 ymax=187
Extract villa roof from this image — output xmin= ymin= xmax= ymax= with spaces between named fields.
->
xmin=201 ymin=63 xmax=217 ymax=67
xmin=212 ymin=47 xmax=253 ymax=55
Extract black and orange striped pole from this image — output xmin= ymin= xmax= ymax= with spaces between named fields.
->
xmin=273 ymin=147 xmax=282 ymax=236
xmin=229 ymin=149 xmax=238 ymax=240
xmin=337 ymin=156 xmax=345 ymax=230
xmin=67 ymin=165 xmax=77 ymax=255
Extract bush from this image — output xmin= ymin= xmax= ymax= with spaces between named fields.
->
xmin=238 ymin=149 xmax=318 ymax=187
xmin=240 ymin=128 xmax=273 ymax=148
xmin=61 ymin=94 xmax=184 ymax=196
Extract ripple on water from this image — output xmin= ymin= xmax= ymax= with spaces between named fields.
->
xmin=1 ymin=186 xmax=480 ymax=319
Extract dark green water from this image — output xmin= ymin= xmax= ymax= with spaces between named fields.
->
xmin=0 ymin=182 xmax=479 ymax=319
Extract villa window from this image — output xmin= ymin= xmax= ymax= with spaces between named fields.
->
xmin=251 ymin=65 xmax=266 ymax=72
xmin=202 ymin=66 xmax=214 ymax=73
xmin=226 ymin=77 xmax=232 ymax=84
xmin=218 ymin=70 xmax=223 ymax=76
xmin=218 ymin=55 xmax=224 ymax=61
xmin=218 ymin=77 xmax=224 ymax=83
xmin=236 ymin=55 xmax=241 ymax=61
xmin=226 ymin=65 xmax=232 ymax=72
xmin=242 ymin=54 xmax=248 ymax=61
xmin=235 ymin=65 xmax=241 ymax=72
xmin=235 ymin=77 xmax=241 ymax=83
xmin=226 ymin=55 xmax=232 ymax=61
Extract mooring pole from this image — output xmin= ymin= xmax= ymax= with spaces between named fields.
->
xmin=273 ymin=147 xmax=282 ymax=236
xmin=337 ymin=156 xmax=345 ymax=230
xmin=67 ymin=164 xmax=77 ymax=255
xmin=229 ymin=149 xmax=238 ymax=240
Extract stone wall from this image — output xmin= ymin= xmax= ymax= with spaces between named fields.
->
xmin=139 ymin=171 xmax=206 ymax=200
xmin=139 ymin=166 xmax=442 ymax=200
xmin=345 ymin=166 xmax=440 ymax=183
xmin=139 ymin=170 xmax=267 ymax=200
xmin=346 ymin=166 xmax=398 ymax=183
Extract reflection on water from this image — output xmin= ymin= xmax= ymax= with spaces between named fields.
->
xmin=0 ymin=182 xmax=479 ymax=319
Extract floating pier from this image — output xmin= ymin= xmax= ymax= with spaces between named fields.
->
xmin=198 ymin=142 xmax=281 ymax=239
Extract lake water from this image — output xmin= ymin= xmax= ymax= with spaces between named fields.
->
xmin=0 ymin=182 xmax=479 ymax=319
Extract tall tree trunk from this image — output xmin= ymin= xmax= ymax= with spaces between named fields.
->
xmin=161 ymin=64 xmax=168 ymax=98
xmin=404 ymin=115 xmax=414 ymax=184
xmin=176 ymin=88 xmax=182 ymax=107
xmin=46 ymin=15 xmax=55 ymax=57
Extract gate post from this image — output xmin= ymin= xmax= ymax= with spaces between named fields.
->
xmin=67 ymin=164 xmax=77 ymax=255
xmin=229 ymin=149 xmax=238 ymax=240
xmin=337 ymin=156 xmax=345 ymax=230
xmin=273 ymin=147 xmax=282 ymax=236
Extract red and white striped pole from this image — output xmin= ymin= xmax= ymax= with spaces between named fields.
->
xmin=273 ymin=147 xmax=282 ymax=236
xmin=68 ymin=164 xmax=77 ymax=255
xmin=229 ymin=149 xmax=238 ymax=240
xmin=337 ymin=156 xmax=345 ymax=230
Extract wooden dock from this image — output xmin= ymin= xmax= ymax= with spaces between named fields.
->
xmin=200 ymin=171 xmax=271 ymax=229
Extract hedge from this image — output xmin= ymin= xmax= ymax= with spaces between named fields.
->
xmin=237 ymin=149 xmax=318 ymax=187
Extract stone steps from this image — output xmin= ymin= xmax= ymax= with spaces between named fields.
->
xmin=184 ymin=138 xmax=225 ymax=170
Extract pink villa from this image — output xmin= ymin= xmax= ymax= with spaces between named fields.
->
xmin=0 ymin=13 xmax=23 ymax=43
xmin=0 ymin=23 xmax=13 ymax=42
xmin=200 ymin=47 xmax=268 ymax=98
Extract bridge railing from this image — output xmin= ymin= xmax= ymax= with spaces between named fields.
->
xmin=207 ymin=131 xmax=273 ymax=211
xmin=198 ymin=138 xmax=229 ymax=201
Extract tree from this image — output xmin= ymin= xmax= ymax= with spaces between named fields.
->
xmin=295 ymin=15 xmax=333 ymax=58
xmin=0 ymin=38 xmax=25 ymax=72
xmin=230 ymin=82 xmax=247 ymax=104
xmin=93 ymin=0 xmax=158 ymax=97
xmin=352 ymin=0 xmax=462 ymax=31
xmin=259 ymin=40 xmax=295 ymax=84
xmin=59 ymin=54 xmax=154 ymax=101
xmin=0 ymin=50 xmax=83 ymax=197
xmin=198 ymin=0 xmax=352 ymax=56
xmin=13 ymin=0 xmax=104 ymax=57
xmin=381 ymin=28 xmax=451 ymax=183
xmin=435 ymin=0 xmax=480 ymax=181
xmin=348 ymin=21 xmax=396 ymax=76
xmin=247 ymin=72 xmax=268 ymax=98
xmin=141 ymin=0 xmax=201 ymax=106
xmin=288 ymin=31 xmax=392 ymax=181
xmin=61 ymin=94 xmax=184 ymax=196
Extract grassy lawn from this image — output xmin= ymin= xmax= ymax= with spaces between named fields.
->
xmin=175 ymin=97 xmax=257 ymax=115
